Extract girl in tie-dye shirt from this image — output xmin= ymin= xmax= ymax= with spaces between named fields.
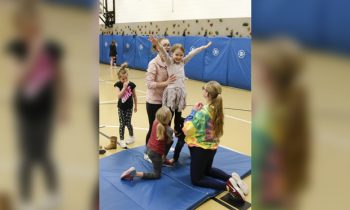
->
xmin=182 ymin=81 xmax=248 ymax=201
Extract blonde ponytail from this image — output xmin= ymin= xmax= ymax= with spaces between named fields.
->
xmin=155 ymin=106 xmax=172 ymax=141
xmin=211 ymin=95 xmax=224 ymax=138
xmin=156 ymin=123 xmax=166 ymax=141
xmin=204 ymin=81 xmax=224 ymax=138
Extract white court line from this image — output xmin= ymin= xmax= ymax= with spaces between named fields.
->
xmin=100 ymin=96 xmax=146 ymax=104
xmin=100 ymin=125 xmax=148 ymax=131
xmin=100 ymin=81 xmax=115 ymax=85
xmin=136 ymin=89 xmax=146 ymax=94
xmin=224 ymin=114 xmax=251 ymax=124
xmin=100 ymin=100 xmax=117 ymax=104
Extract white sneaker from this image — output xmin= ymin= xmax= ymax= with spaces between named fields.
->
xmin=119 ymin=140 xmax=127 ymax=148
xmin=126 ymin=136 xmax=135 ymax=144
xmin=227 ymin=178 xmax=246 ymax=201
xmin=144 ymin=153 xmax=152 ymax=164
xmin=232 ymin=172 xmax=249 ymax=195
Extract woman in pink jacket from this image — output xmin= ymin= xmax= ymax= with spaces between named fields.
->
xmin=145 ymin=38 xmax=176 ymax=147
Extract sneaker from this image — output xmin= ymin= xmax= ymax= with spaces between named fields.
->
xmin=144 ymin=153 xmax=152 ymax=164
xmin=232 ymin=172 xmax=249 ymax=195
xmin=126 ymin=136 xmax=135 ymax=144
xmin=119 ymin=140 xmax=127 ymax=149
xmin=120 ymin=167 xmax=136 ymax=181
xmin=163 ymin=159 xmax=174 ymax=167
xmin=226 ymin=178 xmax=245 ymax=201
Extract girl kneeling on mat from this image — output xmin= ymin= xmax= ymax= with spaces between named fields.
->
xmin=183 ymin=81 xmax=249 ymax=201
xmin=121 ymin=107 xmax=173 ymax=180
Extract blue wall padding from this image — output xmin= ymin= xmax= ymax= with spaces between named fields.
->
xmin=99 ymin=35 xmax=251 ymax=90
xmin=112 ymin=35 xmax=124 ymax=65
xmin=203 ymin=37 xmax=230 ymax=85
xmin=253 ymin=0 xmax=350 ymax=53
xmin=100 ymin=35 xmax=113 ymax=64
xmin=134 ymin=36 xmax=152 ymax=70
xmin=253 ymin=0 xmax=320 ymax=44
xmin=228 ymin=38 xmax=251 ymax=90
xmin=99 ymin=35 xmax=103 ymax=63
xmin=322 ymin=1 xmax=350 ymax=52
xmin=184 ymin=36 xmax=208 ymax=81
xmin=100 ymin=141 xmax=251 ymax=210
xmin=122 ymin=36 xmax=136 ymax=68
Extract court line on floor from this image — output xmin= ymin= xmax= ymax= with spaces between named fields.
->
xmin=224 ymin=114 xmax=251 ymax=124
xmin=99 ymin=103 xmax=250 ymax=123
xmin=100 ymin=96 xmax=146 ymax=104
xmin=100 ymin=125 xmax=148 ymax=131
xmin=136 ymin=89 xmax=146 ymax=94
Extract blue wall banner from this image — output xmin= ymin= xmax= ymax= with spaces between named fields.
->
xmin=122 ymin=36 xmax=136 ymax=68
xmin=135 ymin=36 xmax=152 ymax=70
xmin=203 ymin=37 xmax=231 ymax=85
xmin=184 ymin=36 xmax=208 ymax=81
xmin=228 ymin=38 xmax=251 ymax=90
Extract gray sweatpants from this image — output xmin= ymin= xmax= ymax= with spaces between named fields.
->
xmin=143 ymin=129 xmax=173 ymax=179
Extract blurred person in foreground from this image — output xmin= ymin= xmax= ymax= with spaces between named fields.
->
xmin=252 ymin=38 xmax=309 ymax=210
xmin=6 ymin=4 xmax=66 ymax=210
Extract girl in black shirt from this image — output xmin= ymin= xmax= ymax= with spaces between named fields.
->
xmin=109 ymin=40 xmax=117 ymax=67
xmin=113 ymin=63 xmax=138 ymax=148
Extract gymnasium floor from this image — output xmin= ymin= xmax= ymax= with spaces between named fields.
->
xmin=98 ymin=64 xmax=252 ymax=209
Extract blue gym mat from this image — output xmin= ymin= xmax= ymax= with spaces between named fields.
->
xmin=100 ymin=142 xmax=251 ymax=210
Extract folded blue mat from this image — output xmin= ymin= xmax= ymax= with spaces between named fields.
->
xmin=100 ymin=142 xmax=251 ymax=210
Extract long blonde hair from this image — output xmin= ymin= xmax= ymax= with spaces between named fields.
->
xmin=155 ymin=107 xmax=172 ymax=141
xmin=204 ymin=81 xmax=224 ymax=138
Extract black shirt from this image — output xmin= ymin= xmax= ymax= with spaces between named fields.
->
xmin=7 ymin=40 xmax=62 ymax=118
xmin=109 ymin=44 xmax=117 ymax=57
xmin=114 ymin=81 xmax=136 ymax=110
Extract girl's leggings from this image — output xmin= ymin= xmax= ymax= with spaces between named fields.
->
xmin=118 ymin=108 xmax=133 ymax=140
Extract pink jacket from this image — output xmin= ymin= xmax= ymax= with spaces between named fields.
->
xmin=145 ymin=55 xmax=168 ymax=104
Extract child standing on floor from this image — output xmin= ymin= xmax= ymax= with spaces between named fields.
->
xmin=149 ymin=35 xmax=212 ymax=165
xmin=121 ymin=107 xmax=174 ymax=180
xmin=113 ymin=62 xmax=137 ymax=148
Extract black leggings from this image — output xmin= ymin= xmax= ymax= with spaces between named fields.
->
xmin=145 ymin=103 xmax=162 ymax=145
xmin=15 ymin=87 xmax=57 ymax=201
xmin=118 ymin=108 xmax=134 ymax=140
xmin=18 ymin=117 xmax=57 ymax=200
xmin=189 ymin=146 xmax=231 ymax=190
xmin=170 ymin=110 xmax=185 ymax=162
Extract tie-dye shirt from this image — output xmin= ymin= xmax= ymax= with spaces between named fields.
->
xmin=183 ymin=105 xmax=219 ymax=150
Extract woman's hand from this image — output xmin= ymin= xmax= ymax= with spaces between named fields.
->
xmin=193 ymin=102 xmax=204 ymax=111
xmin=148 ymin=35 xmax=158 ymax=45
xmin=165 ymin=74 xmax=176 ymax=85
xmin=134 ymin=106 xmax=137 ymax=113
xmin=204 ymin=42 xmax=212 ymax=49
